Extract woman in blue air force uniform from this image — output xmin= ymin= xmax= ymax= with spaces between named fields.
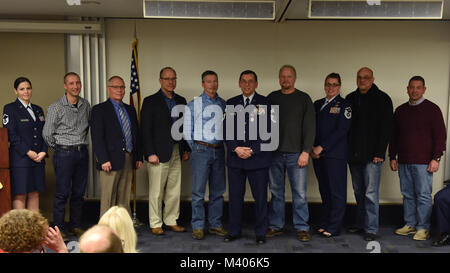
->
xmin=311 ymin=73 xmax=352 ymax=237
xmin=2 ymin=77 xmax=47 ymax=211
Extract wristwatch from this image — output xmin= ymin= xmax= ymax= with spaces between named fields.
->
xmin=434 ymin=157 xmax=441 ymax=162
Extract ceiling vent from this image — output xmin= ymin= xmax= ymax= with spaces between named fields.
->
xmin=308 ymin=0 xmax=443 ymax=19
xmin=143 ymin=0 xmax=275 ymax=20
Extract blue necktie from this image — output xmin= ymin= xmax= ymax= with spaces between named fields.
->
xmin=118 ymin=105 xmax=133 ymax=152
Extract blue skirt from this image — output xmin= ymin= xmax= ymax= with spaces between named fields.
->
xmin=10 ymin=166 xmax=46 ymax=195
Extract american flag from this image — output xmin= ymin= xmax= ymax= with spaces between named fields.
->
xmin=130 ymin=38 xmax=141 ymax=121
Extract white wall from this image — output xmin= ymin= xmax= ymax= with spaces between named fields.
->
xmin=105 ymin=19 xmax=450 ymax=203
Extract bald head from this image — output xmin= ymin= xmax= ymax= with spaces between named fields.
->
xmin=356 ymin=67 xmax=375 ymax=93
xmin=79 ymin=224 xmax=123 ymax=253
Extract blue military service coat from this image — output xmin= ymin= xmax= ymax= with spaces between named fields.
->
xmin=313 ymin=94 xmax=352 ymax=160
xmin=225 ymin=92 xmax=272 ymax=170
xmin=2 ymin=99 xmax=48 ymax=167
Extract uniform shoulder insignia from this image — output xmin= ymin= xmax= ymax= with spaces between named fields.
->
xmin=344 ymin=107 xmax=352 ymax=119
xmin=2 ymin=113 xmax=9 ymax=125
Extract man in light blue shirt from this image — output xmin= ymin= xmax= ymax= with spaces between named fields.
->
xmin=184 ymin=70 xmax=227 ymax=240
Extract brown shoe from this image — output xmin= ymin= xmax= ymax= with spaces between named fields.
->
xmin=167 ymin=225 xmax=186 ymax=232
xmin=208 ymin=226 xmax=227 ymax=236
xmin=297 ymin=230 xmax=310 ymax=242
xmin=192 ymin=229 xmax=205 ymax=240
xmin=266 ymin=228 xmax=283 ymax=238
xmin=151 ymin=227 xmax=165 ymax=235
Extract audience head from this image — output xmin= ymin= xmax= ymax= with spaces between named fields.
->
xmin=0 ymin=209 xmax=48 ymax=253
xmin=98 ymin=206 xmax=138 ymax=253
xmin=79 ymin=224 xmax=124 ymax=253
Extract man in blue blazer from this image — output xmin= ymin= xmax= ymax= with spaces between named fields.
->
xmin=224 ymin=70 xmax=272 ymax=244
xmin=90 ymin=76 xmax=143 ymax=217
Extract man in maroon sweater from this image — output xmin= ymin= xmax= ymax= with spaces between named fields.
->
xmin=389 ymin=76 xmax=446 ymax=241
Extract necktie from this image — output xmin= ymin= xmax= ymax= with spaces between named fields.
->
xmin=244 ymin=98 xmax=250 ymax=141
xmin=26 ymin=106 xmax=36 ymax=121
xmin=320 ymin=100 xmax=330 ymax=111
xmin=118 ymin=105 xmax=133 ymax=152
xmin=245 ymin=98 xmax=250 ymax=107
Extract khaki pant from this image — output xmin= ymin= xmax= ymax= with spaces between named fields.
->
xmin=147 ymin=144 xmax=181 ymax=228
xmin=99 ymin=153 xmax=133 ymax=217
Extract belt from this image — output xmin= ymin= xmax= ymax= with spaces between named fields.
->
xmin=194 ymin=141 xmax=223 ymax=149
xmin=56 ymin=144 xmax=87 ymax=151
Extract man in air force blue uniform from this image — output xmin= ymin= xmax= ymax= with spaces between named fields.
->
xmin=224 ymin=70 xmax=272 ymax=244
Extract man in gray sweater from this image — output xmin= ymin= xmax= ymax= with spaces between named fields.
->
xmin=267 ymin=65 xmax=316 ymax=242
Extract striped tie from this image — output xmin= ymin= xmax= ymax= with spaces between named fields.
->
xmin=118 ymin=105 xmax=133 ymax=152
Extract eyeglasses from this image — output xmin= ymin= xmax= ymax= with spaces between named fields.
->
xmin=161 ymin=77 xmax=177 ymax=81
xmin=325 ymin=83 xmax=340 ymax=87
xmin=357 ymin=76 xmax=372 ymax=81
xmin=108 ymin=85 xmax=126 ymax=89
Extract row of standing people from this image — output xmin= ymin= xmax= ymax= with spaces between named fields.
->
xmin=2 ymin=65 xmax=449 ymax=246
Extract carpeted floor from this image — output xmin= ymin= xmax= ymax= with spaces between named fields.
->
xmin=61 ymin=200 xmax=450 ymax=253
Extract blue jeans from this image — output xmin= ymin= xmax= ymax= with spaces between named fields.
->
xmin=52 ymin=147 xmax=89 ymax=230
xmin=398 ymin=164 xmax=433 ymax=230
xmin=349 ymin=162 xmax=382 ymax=234
xmin=268 ymin=152 xmax=309 ymax=231
xmin=190 ymin=143 xmax=226 ymax=230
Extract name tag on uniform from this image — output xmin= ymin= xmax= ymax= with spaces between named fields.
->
xmin=20 ymin=118 xmax=30 ymax=122
xmin=39 ymin=116 xmax=45 ymax=122
xmin=329 ymin=107 xmax=340 ymax=114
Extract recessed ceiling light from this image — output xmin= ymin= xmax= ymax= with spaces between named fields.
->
xmin=66 ymin=0 xmax=81 ymax=6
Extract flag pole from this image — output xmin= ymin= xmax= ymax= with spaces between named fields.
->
xmin=130 ymin=20 xmax=143 ymax=228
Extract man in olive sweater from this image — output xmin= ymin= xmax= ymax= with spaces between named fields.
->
xmin=389 ymin=76 xmax=446 ymax=241
xmin=345 ymin=67 xmax=393 ymax=241
xmin=266 ymin=65 xmax=316 ymax=242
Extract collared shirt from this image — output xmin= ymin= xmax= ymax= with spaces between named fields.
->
xmin=185 ymin=91 xmax=226 ymax=148
xmin=160 ymin=89 xmax=177 ymax=123
xmin=18 ymin=98 xmax=36 ymax=121
xmin=242 ymin=93 xmax=255 ymax=106
xmin=408 ymin=96 xmax=425 ymax=106
xmin=320 ymin=95 xmax=337 ymax=111
xmin=109 ymin=98 xmax=133 ymax=151
xmin=43 ymin=94 xmax=90 ymax=149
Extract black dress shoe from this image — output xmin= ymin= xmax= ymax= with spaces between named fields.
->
xmin=256 ymin=236 xmax=266 ymax=244
xmin=224 ymin=234 xmax=240 ymax=242
xmin=364 ymin=232 xmax=378 ymax=241
xmin=432 ymin=233 xmax=450 ymax=247
xmin=347 ymin=227 xmax=364 ymax=234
